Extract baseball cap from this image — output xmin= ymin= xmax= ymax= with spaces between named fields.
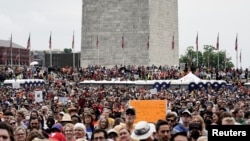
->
xmin=189 ymin=122 xmax=202 ymax=131
xmin=126 ymin=107 xmax=136 ymax=115
xmin=181 ymin=109 xmax=192 ymax=116
xmin=51 ymin=123 xmax=63 ymax=132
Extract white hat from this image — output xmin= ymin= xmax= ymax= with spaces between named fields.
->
xmin=131 ymin=121 xmax=155 ymax=140
xmin=61 ymin=113 xmax=72 ymax=122
xmin=182 ymin=109 xmax=192 ymax=116
xmin=107 ymin=129 xmax=118 ymax=136
xmin=54 ymin=96 xmax=59 ymax=100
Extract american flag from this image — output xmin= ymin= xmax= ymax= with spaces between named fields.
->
xmin=15 ymin=54 xmax=20 ymax=60
xmin=9 ymin=34 xmax=12 ymax=51
xmin=27 ymin=34 xmax=30 ymax=50
xmin=147 ymin=35 xmax=149 ymax=50
xmin=196 ymin=33 xmax=198 ymax=51
xmin=172 ymin=34 xmax=174 ymax=50
xmin=96 ymin=34 xmax=99 ymax=48
xmin=216 ymin=33 xmax=219 ymax=50
xmin=121 ymin=34 xmax=124 ymax=48
xmin=235 ymin=34 xmax=238 ymax=51
xmin=49 ymin=33 xmax=52 ymax=49
xmin=72 ymin=32 xmax=75 ymax=49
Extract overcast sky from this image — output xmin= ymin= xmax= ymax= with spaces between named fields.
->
xmin=0 ymin=0 xmax=249 ymax=68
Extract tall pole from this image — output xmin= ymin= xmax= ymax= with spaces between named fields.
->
xmin=18 ymin=48 xmax=20 ymax=67
xmin=216 ymin=32 xmax=219 ymax=69
xmin=98 ymin=47 xmax=99 ymax=66
xmin=5 ymin=47 xmax=7 ymax=66
xmin=224 ymin=52 xmax=227 ymax=70
xmin=73 ymin=49 xmax=75 ymax=68
xmin=10 ymin=34 xmax=13 ymax=67
xmin=197 ymin=51 xmax=198 ymax=68
xmin=217 ymin=50 xmax=219 ymax=69
xmin=97 ymin=34 xmax=99 ymax=66
xmin=49 ymin=32 xmax=52 ymax=67
xmin=72 ymin=31 xmax=75 ymax=68
xmin=172 ymin=32 xmax=174 ymax=65
xmin=27 ymin=33 xmax=31 ymax=66
xmin=50 ymin=49 xmax=52 ymax=67
xmin=236 ymin=50 xmax=238 ymax=69
xmin=235 ymin=34 xmax=238 ymax=69
xmin=196 ymin=32 xmax=199 ymax=68
xmin=122 ymin=33 xmax=125 ymax=65
xmin=240 ymin=49 xmax=242 ymax=69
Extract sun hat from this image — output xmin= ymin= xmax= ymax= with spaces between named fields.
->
xmin=131 ymin=121 xmax=155 ymax=140
xmin=61 ymin=113 xmax=72 ymax=122
xmin=107 ymin=129 xmax=118 ymax=136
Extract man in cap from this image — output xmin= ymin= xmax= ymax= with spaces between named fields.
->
xmin=188 ymin=123 xmax=202 ymax=141
xmin=107 ymin=129 xmax=118 ymax=141
xmin=114 ymin=107 xmax=136 ymax=133
xmin=173 ymin=109 xmax=192 ymax=133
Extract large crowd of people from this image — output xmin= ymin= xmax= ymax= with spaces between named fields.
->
xmin=0 ymin=64 xmax=249 ymax=141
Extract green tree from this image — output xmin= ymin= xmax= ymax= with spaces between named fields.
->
xmin=179 ymin=45 xmax=234 ymax=70
xmin=64 ymin=48 xmax=72 ymax=53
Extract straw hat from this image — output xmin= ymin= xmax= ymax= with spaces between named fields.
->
xmin=61 ymin=113 xmax=72 ymax=122
xmin=68 ymin=106 xmax=77 ymax=113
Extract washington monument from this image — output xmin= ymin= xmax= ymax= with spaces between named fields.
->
xmin=81 ymin=0 xmax=179 ymax=67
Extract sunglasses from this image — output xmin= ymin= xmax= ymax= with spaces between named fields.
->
xmin=167 ymin=119 xmax=175 ymax=122
xmin=10 ymin=122 xmax=16 ymax=125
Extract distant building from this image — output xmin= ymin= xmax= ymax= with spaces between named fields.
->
xmin=0 ymin=39 xmax=30 ymax=66
xmin=81 ymin=0 xmax=179 ymax=67
xmin=44 ymin=51 xmax=81 ymax=67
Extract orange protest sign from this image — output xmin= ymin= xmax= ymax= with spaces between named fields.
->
xmin=129 ymin=100 xmax=167 ymax=123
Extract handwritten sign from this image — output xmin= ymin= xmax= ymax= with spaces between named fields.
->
xmin=129 ymin=100 xmax=167 ymax=123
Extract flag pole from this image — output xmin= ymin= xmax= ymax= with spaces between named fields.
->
xmin=10 ymin=34 xmax=13 ymax=67
xmin=236 ymin=50 xmax=238 ymax=69
xmin=122 ymin=33 xmax=125 ymax=65
xmin=235 ymin=34 xmax=238 ymax=69
xmin=49 ymin=32 xmax=52 ymax=67
xmin=217 ymin=50 xmax=219 ymax=69
xmin=240 ymin=49 xmax=242 ymax=69
xmin=216 ymin=33 xmax=219 ymax=69
xmin=224 ymin=52 xmax=227 ymax=69
xmin=172 ymin=32 xmax=174 ymax=65
xmin=73 ymin=49 xmax=75 ymax=68
xmin=18 ymin=48 xmax=20 ymax=67
xmin=72 ymin=31 xmax=75 ymax=68
xmin=196 ymin=32 xmax=198 ymax=68
xmin=97 ymin=34 xmax=99 ymax=66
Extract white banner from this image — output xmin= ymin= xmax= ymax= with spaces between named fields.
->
xmin=35 ymin=91 xmax=43 ymax=103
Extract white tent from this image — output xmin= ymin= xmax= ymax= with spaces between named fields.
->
xmin=178 ymin=72 xmax=201 ymax=82
xmin=30 ymin=61 xmax=39 ymax=66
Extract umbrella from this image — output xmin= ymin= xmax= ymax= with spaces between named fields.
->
xmin=30 ymin=61 xmax=39 ymax=66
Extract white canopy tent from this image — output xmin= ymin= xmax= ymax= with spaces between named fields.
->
xmin=178 ymin=72 xmax=201 ymax=83
xmin=30 ymin=61 xmax=39 ymax=66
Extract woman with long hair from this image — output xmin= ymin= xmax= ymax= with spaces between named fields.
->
xmin=95 ymin=116 xmax=111 ymax=132
xmin=82 ymin=112 xmax=95 ymax=141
